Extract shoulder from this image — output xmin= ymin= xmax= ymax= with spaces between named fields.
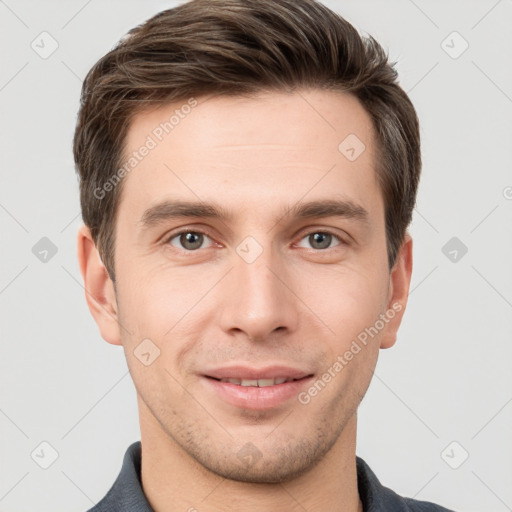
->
xmin=85 ymin=441 xmax=153 ymax=512
xmin=356 ymin=456 xmax=456 ymax=512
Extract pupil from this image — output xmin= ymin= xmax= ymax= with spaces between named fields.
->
xmin=311 ymin=233 xmax=330 ymax=249
xmin=182 ymin=232 xmax=202 ymax=250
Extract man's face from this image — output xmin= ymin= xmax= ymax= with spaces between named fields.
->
xmin=100 ymin=90 xmax=407 ymax=482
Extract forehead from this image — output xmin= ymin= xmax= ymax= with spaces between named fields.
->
xmin=126 ymin=89 xmax=374 ymax=150
xmin=118 ymin=89 xmax=380 ymax=224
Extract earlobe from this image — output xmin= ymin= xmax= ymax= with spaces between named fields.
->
xmin=380 ymin=234 xmax=413 ymax=349
xmin=77 ymin=225 xmax=122 ymax=346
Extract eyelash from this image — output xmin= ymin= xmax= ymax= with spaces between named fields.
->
xmin=163 ymin=228 xmax=347 ymax=253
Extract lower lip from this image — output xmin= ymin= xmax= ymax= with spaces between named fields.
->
xmin=202 ymin=376 xmax=313 ymax=410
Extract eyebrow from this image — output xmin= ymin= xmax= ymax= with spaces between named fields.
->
xmin=139 ymin=198 xmax=369 ymax=230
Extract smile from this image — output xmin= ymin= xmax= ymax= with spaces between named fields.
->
xmin=211 ymin=377 xmax=301 ymax=387
xmin=202 ymin=371 xmax=314 ymax=410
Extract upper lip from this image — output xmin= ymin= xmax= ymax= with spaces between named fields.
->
xmin=203 ymin=365 xmax=313 ymax=381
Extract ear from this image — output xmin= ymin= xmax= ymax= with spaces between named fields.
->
xmin=379 ymin=233 xmax=413 ymax=349
xmin=77 ymin=225 xmax=122 ymax=346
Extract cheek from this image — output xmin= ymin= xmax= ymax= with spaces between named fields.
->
xmin=116 ymin=258 xmax=203 ymax=335
xmin=300 ymin=263 xmax=389 ymax=340
xmin=116 ymin=262 xmax=223 ymax=382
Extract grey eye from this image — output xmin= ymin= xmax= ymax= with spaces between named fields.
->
xmin=309 ymin=233 xmax=332 ymax=249
xmin=169 ymin=231 xmax=211 ymax=251
xmin=296 ymin=232 xmax=341 ymax=250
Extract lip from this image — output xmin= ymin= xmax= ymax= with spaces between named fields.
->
xmin=201 ymin=365 xmax=314 ymax=410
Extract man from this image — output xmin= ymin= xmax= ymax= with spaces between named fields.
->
xmin=74 ymin=0 xmax=455 ymax=510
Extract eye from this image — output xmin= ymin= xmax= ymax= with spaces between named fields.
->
xmin=166 ymin=230 xmax=214 ymax=251
xmin=296 ymin=231 xmax=344 ymax=250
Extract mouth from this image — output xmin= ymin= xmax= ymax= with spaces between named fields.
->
xmin=200 ymin=366 xmax=314 ymax=410
xmin=205 ymin=376 xmax=310 ymax=387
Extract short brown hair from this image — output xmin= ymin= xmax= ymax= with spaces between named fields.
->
xmin=73 ymin=0 xmax=421 ymax=282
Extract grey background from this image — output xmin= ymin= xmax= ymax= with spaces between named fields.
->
xmin=1 ymin=0 xmax=511 ymax=511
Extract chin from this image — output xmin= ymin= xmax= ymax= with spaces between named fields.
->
xmin=193 ymin=436 xmax=331 ymax=484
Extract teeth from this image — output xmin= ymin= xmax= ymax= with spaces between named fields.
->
xmin=219 ymin=377 xmax=294 ymax=387
xmin=241 ymin=379 xmax=259 ymax=386
xmin=256 ymin=379 xmax=275 ymax=387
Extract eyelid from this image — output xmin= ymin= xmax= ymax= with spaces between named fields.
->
xmin=294 ymin=228 xmax=347 ymax=249
xmin=163 ymin=227 xmax=216 ymax=250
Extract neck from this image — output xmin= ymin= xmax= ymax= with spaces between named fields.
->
xmin=138 ymin=397 xmax=362 ymax=512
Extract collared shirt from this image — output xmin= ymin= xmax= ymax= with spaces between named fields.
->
xmin=87 ymin=441 xmax=455 ymax=512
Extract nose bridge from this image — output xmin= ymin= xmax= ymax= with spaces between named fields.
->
xmin=219 ymin=234 xmax=298 ymax=341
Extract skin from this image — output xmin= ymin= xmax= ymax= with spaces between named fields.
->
xmin=78 ymin=89 xmax=413 ymax=512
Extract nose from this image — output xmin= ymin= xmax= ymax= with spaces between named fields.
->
xmin=218 ymin=243 xmax=300 ymax=343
